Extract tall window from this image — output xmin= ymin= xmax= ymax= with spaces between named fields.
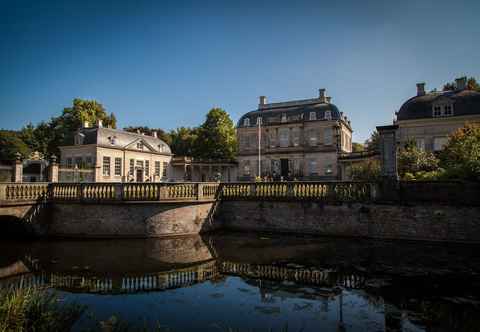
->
xmin=256 ymin=117 xmax=262 ymax=125
xmin=103 ymin=157 xmax=111 ymax=176
xmin=308 ymin=129 xmax=317 ymax=146
xmin=279 ymin=128 xmax=289 ymax=147
xmin=162 ymin=162 xmax=168 ymax=177
xmin=324 ymin=110 xmax=332 ymax=120
xmin=324 ymin=128 xmax=333 ymax=145
xmin=325 ymin=164 xmax=333 ymax=175
xmin=444 ymin=105 xmax=453 ymax=116
xmin=433 ymin=137 xmax=448 ymax=151
xmin=114 ymin=158 xmax=122 ymax=176
xmin=66 ymin=158 xmax=72 ymax=168
xmin=281 ymin=113 xmax=287 ymax=123
xmin=292 ymin=127 xmax=300 ymax=147
xmin=243 ymin=118 xmax=250 ymax=127
xmin=85 ymin=156 xmax=93 ymax=167
xmin=75 ymin=157 xmax=82 ymax=168
xmin=145 ymin=160 xmax=150 ymax=177
xmin=136 ymin=160 xmax=144 ymax=171
xmin=309 ymin=112 xmax=316 ymax=121
xmin=243 ymin=161 xmax=251 ymax=175
xmin=129 ymin=159 xmax=135 ymax=176
xmin=308 ymin=159 xmax=317 ymax=175
xmin=415 ymin=138 xmax=425 ymax=151
xmin=155 ymin=161 xmax=161 ymax=176
xmin=433 ymin=105 xmax=442 ymax=117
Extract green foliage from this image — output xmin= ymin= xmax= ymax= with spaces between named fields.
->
xmin=0 ymin=287 xmax=85 ymax=332
xmin=123 ymin=126 xmax=172 ymax=145
xmin=169 ymin=127 xmax=199 ymax=157
xmin=439 ymin=124 xmax=480 ymax=181
xmin=352 ymin=142 xmax=364 ymax=152
xmin=349 ymin=159 xmax=381 ymax=181
xmin=195 ymin=108 xmax=237 ymax=160
xmin=398 ymin=142 xmax=439 ymax=179
xmin=365 ymin=131 xmax=380 ymax=153
xmin=0 ymin=130 xmax=31 ymax=160
xmin=443 ymin=77 xmax=480 ymax=92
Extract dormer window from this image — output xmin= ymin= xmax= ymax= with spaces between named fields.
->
xmin=309 ymin=112 xmax=317 ymax=121
xmin=432 ymin=103 xmax=454 ymax=117
xmin=108 ymin=136 xmax=117 ymax=145
xmin=324 ymin=110 xmax=332 ymax=120
xmin=137 ymin=142 xmax=143 ymax=150
xmin=256 ymin=117 xmax=262 ymax=125
xmin=243 ymin=118 xmax=250 ymax=127
xmin=158 ymin=144 xmax=167 ymax=153
xmin=281 ymin=113 xmax=287 ymax=123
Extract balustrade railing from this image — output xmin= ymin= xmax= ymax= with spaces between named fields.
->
xmin=220 ymin=182 xmax=377 ymax=203
xmin=0 ymin=183 xmax=49 ymax=202
xmin=0 ymin=181 xmax=376 ymax=203
xmin=0 ymin=182 xmax=221 ymax=203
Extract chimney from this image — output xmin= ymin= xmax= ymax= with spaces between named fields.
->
xmin=319 ymin=89 xmax=326 ymax=102
xmin=152 ymin=131 xmax=157 ymax=138
xmin=326 ymin=96 xmax=332 ymax=103
xmin=455 ymin=76 xmax=467 ymax=90
xmin=82 ymin=121 xmax=89 ymax=128
xmin=97 ymin=119 xmax=103 ymax=128
xmin=416 ymin=82 xmax=426 ymax=96
xmin=259 ymin=96 xmax=267 ymax=108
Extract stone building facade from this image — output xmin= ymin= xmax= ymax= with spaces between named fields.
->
xmin=236 ymin=89 xmax=352 ymax=181
xmin=395 ymin=77 xmax=480 ymax=151
xmin=59 ymin=121 xmax=172 ymax=182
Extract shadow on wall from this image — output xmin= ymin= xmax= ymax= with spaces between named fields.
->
xmin=0 ymin=216 xmax=35 ymax=240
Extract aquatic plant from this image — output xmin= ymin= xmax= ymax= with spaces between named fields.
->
xmin=0 ymin=286 xmax=85 ymax=332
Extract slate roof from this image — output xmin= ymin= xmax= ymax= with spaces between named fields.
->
xmin=237 ymin=99 xmax=343 ymax=128
xmin=397 ymin=89 xmax=480 ymax=121
xmin=75 ymin=127 xmax=172 ymax=154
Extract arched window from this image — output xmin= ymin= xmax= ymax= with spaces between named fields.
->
xmin=243 ymin=118 xmax=250 ymax=127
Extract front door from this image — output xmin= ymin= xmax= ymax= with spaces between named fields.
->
xmin=280 ymin=159 xmax=289 ymax=179
xmin=136 ymin=169 xmax=143 ymax=182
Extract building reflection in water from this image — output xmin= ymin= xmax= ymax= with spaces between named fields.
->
xmin=1 ymin=232 xmax=480 ymax=331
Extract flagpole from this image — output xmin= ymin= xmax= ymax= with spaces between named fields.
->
xmin=258 ymin=118 xmax=261 ymax=179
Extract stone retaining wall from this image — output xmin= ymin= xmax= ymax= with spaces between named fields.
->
xmin=49 ymin=201 xmax=219 ymax=238
xmin=217 ymin=201 xmax=480 ymax=243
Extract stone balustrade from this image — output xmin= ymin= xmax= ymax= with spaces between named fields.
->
xmin=0 ymin=182 xmax=221 ymax=203
xmin=220 ymin=182 xmax=377 ymax=203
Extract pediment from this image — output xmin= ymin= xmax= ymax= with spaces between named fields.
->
xmin=124 ymin=137 xmax=157 ymax=152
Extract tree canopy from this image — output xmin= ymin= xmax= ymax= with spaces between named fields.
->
xmin=0 ymin=130 xmax=31 ymax=160
xmin=195 ymin=108 xmax=237 ymax=160
xmin=123 ymin=126 xmax=172 ymax=145
xmin=439 ymin=124 xmax=480 ymax=181
xmin=443 ymin=77 xmax=480 ymax=92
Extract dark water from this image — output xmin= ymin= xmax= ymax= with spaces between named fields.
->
xmin=1 ymin=232 xmax=480 ymax=331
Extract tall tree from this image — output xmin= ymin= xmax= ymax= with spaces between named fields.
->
xmin=440 ymin=124 xmax=480 ymax=181
xmin=169 ymin=127 xmax=199 ymax=156
xmin=352 ymin=142 xmax=365 ymax=152
xmin=365 ymin=131 xmax=380 ymax=153
xmin=195 ymin=108 xmax=237 ymax=160
xmin=0 ymin=130 xmax=31 ymax=160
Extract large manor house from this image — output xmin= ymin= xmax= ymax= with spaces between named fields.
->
xmin=54 ymin=76 xmax=479 ymax=183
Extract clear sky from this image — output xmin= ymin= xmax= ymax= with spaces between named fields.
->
xmin=1 ymin=0 xmax=479 ymax=142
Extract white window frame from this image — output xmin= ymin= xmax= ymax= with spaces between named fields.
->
xmin=103 ymin=156 xmax=111 ymax=177
xmin=114 ymin=157 xmax=122 ymax=176
xmin=281 ymin=113 xmax=287 ymax=123
xmin=256 ymin=117 xmax=262 ymax=125
xmin=324 ymin=110 xmax=332 ymax=120
xmin=244 ymin=118 xmax=250 ymax=127
xmin=309 ymin=112 xmax=316 ymax=121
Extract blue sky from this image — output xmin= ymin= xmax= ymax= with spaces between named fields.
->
xmin=1 ymin=0 xmax=479 ymax=142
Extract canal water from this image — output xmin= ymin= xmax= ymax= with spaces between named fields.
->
xmin=1 ymin=232 xmax=480 ymax=331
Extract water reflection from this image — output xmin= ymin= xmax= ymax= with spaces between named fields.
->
xmin=1 ymin=233 xmax=480 ymax=331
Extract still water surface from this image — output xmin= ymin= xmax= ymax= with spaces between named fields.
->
xmin=1 ymin=232 xmax=480 ymax=331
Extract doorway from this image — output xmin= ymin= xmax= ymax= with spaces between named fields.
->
xmin=280 ymin=159 xmax=289 ymax=178
xmin=136 ymin=169 xmax=143 ymax=182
